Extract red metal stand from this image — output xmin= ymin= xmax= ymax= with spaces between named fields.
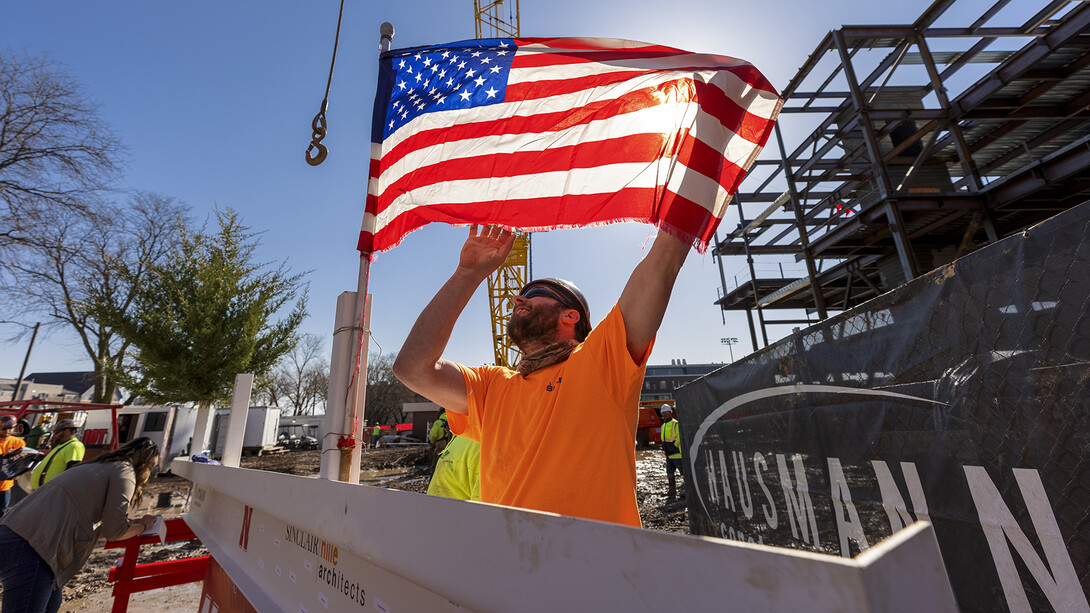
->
xmin=105 ymin=517 xmax=209 ymax=613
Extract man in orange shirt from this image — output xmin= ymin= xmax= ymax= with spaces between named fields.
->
xmin=0 ymin=415 xmax=27 ymax=517
xmin=394 ymin=225 xmax=689 ymax=526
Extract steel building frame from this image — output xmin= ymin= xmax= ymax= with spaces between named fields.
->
xmin=715 ymin=0 xmax=1090 ymax=349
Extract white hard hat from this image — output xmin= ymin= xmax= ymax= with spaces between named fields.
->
xmin=660 ymin=404 xmax=673 ymax=413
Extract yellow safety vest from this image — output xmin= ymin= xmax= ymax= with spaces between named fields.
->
xmin=661 ymin=419 xmax=682 ymax=459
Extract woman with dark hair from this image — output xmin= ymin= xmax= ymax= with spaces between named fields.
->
xmin=0 ymin=437 xmax=160 ymax=613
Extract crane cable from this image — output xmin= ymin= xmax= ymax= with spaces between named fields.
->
xmin=305 ymin=0 xmax=346 ymax=166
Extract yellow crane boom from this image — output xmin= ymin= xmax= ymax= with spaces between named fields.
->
xmin=475 ymin=0 xmax=528 ymax=368
xmin=474 ymin=0 xmax=520 ymax=39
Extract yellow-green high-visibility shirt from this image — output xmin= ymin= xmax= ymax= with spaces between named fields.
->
xmin=661 ymin=419 xmax=682 ymax=459
xmin=30 ymin=438 xmax=85 ymax=489
xmin=426 ymin=435 xmax=481 ymax=501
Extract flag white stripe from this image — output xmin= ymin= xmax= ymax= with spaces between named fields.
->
xmin=517 ymin=38 xmax=675 ymax=51
xmin=375 ymin=160 xmax=670 ymax=228
xmin=371 ymin=114 xmax=758 ymax=204
xmin=379 ymin=68 xmax=780 ymax=153
xmin=508 ymin=53 xmax=765 ymax=86
xmin=371 ymin=100 xmax=758 ymax=197
xmin=373 ymin=156 xmax=730 ymax=232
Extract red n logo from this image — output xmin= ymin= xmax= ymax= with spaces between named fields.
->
xmin=239 ymin=505 xmax=253 ymax=551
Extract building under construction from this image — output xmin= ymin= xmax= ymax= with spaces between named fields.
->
xmin=715 ymin=0 xmax=1090 ymax=348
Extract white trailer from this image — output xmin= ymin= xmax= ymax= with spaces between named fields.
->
xmin=210 ymin=406 xmax=280 ymax=457
xmin=82 ymin=404 xmax=197 ymax=469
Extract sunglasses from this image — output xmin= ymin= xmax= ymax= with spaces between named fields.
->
xmin=0 ymin=426 xmax=13 ymax=431
xmin=520 ymin=286 xmax=567 ymax=303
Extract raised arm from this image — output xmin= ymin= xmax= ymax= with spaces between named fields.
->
xmin=617 ymin=230 xmax=691 ymax=361
xmin=393 ymin=225 xmax=515 ymax=414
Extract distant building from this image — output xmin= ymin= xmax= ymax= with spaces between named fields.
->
xmin=403 ymin=401 xmax=441 ymax=442
xmin=1 ymin=371 xmax=96 ymax=402
xmin=21 ymin=370 xmax=123 ymax=403
xmin=640 ymin=360 xmax=723 ymax=403
xmin=0 ymin=378 xmax=77 ymax=403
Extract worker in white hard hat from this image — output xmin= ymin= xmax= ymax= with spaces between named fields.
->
xmin=395 ymin=224 xmax=691 ymax=527
xmin=659 ymin=405 xmax=683 ymax=500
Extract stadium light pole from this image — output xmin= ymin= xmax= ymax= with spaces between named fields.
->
xmin=720 ymin=337 xmax=738 ymax=363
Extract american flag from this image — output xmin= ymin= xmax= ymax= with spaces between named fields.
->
xmin=360 ymin=37 xmax=782 ymax=254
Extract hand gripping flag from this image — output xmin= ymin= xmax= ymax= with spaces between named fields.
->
xmin=361 ymin=37 xmax=782 ymax=254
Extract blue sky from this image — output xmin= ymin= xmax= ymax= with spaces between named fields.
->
xmin=0 ymin=0 xmax=1028 ymax=381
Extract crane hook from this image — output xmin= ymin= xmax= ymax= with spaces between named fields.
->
xmin=305 ymin=112 xmax=328 ymax=166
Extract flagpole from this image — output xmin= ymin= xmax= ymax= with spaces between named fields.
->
xmin=324 ymin=23 xmax=395 ymax=483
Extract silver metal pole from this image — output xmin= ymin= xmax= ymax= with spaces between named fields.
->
xmin=335 ymin=23 xmax=395 ymax=482
xmin=11 ymin=322 xmax=40 ymax=401
xmin=380 ymin=22 xmax=394 ymax=53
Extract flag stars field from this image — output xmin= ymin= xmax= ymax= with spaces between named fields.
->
xmin=382 ymin=39 xmax=517 ymax=138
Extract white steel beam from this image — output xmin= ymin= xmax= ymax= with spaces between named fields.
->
xmin=175 ymin=460 xmax=957 ymax=613
xmin=319 ymin=292 xmax=357 ymax=481
xmin=221 ymin=373 xmax=254 ymax=468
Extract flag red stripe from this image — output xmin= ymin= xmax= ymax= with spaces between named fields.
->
xmin=380 ymin=79 xmax=773 ymax=172
xmin=372 ymin=132 xmax=748 ymax=216
xmin=670 ymin=128 xmax=749 ymax=196
xmin=365 ymin=188 xmax=718 ymax=252
xmin=517 ymin=38 xmax=685 ymax=53
xmin=379 ymin=88 xmax=665 ymax=171
xmin=507 ymin=65 xmax=778 ymax=103
xmin=374 ymin=133 xmax=669 ymax=212
xmin=512 ymin=50 xmax=692 ymax=68
xmin=511 ymin=53 xmax=778 ymax=96
xmin=658 ymin=190 xmax=718 ymax=247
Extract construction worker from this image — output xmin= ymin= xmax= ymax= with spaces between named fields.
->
xmin=29 ymin=419 xmax=86 ymax=490
xmin=394 ymin=224 xmax=690 ymax=527
xmin=660 ymin=405 xmax=683 ymax=500
xmin=23 ymin=417 xmax=51 ymax=449
xmin=370 ymin=424 xmax=381 ymax=450
xmin=426 ymin=434 xmax=481 ymax=501
xmin=428 ymin=409 xmax=452 ymax=473
xmin=429 ymin=410 xmax=451 ymax=448
xmin=0 ymin=415 xmax=26 ymax=517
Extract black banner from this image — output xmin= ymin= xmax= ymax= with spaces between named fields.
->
xmin=676 ymin=203 xmax=1090 ymax=612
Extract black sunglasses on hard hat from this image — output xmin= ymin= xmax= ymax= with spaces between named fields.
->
xmin=520 ymin=286 xmax=568 ymax=303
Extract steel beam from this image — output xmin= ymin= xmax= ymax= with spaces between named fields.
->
xmin=989 ymin=134 xmax=1090 ymax=206
xmin=916 ymin=35 xmax=983 ymax=190
xmin=884 ymin=201 xmax=920 ymax=281
xmin=775 ymin=124 xmax=828 ymax=319
xmin=956 ymin=2 xmax=1090 ymax=111
xmin=176 ymin=451 xmax=960 ymax=612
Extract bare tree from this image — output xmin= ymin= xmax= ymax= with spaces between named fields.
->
xmin=0 ymin=51 xmax=123 ymax=251
xmin=1 ymin=192 xmax=187 ymax=402
xmin=365 ymin=352 xmax=424 ymax=426
xmin=263 ymin=333 xmax=328 ymax=416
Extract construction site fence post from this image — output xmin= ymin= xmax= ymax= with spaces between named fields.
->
xmin=319 ymin=291 xmax=356 ymax=481
xmin=221 ymin=373 xmax=254 ymax=467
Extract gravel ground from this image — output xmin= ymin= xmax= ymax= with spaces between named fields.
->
xmin=40 ymin=444 xmax=688 ymax=611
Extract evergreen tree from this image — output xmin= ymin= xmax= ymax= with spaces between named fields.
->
xmin=109 ymin=209 xmax=307 ymax=406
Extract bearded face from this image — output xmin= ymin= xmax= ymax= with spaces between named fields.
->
xmin=507 ymin=300 xmax=565 ymax=349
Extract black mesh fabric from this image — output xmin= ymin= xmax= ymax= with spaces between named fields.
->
xmin=676 ymin=202 xmax=1090 ymax=612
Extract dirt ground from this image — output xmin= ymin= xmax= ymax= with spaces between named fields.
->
xmin=42 ymin=444 xmax=688 ymax=612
